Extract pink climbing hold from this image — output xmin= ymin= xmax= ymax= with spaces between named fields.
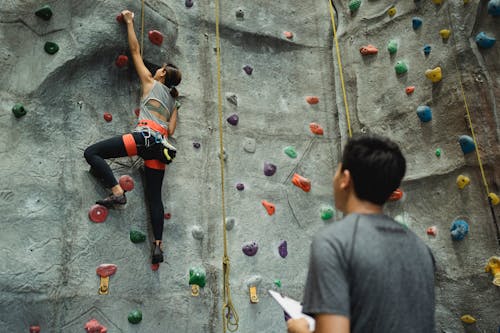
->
xmin=88 ymin=204 xmax=108 ymax=223
xmin=405 ymin=86 xmax=415 ymax=95
xmin=427 ymin=226 xmax=438 ymax=236
xmin=306 ymin=96 xmax=319 ymax=104
xmin=115 ymin=55 xmax=128 ymax=68
xmin=134 ymin=108 xmax=140 ymax=117
xmin=119 ymin=175 xmax=134 ymax=191
xmin=262 ymin=200 xmax=276 ymax=215
xmin=309 ymin=123 xmax=324 ymax=135
xmin=29 ymin=326 xmax=41 ymax=333
xmin=84 ymin=319 xmax=107 ymax=333
xmin=103 ymin=112 xmax=112 ymax=122
xmin=151 ymin=263 xmax=160 ymax=271
xmin=148 ymin=30 xmax=164 ymax=46
xmin=283 ymin=31 xmax=294 ymax=39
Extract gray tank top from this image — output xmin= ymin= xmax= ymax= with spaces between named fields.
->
xmin=134 ymin=80 xmax=175 ymax=134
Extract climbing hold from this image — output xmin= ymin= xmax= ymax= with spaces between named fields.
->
xmin=130 ymin=230 xmax=146 ymax=243
xmin=426 ymin=226 xmax=438 ymax=236
xmin=458 ymin=135 xmax=475 ymax=154
xmin=439 ymin=29 xmax=451 ymax=40
xmin=242 ymin=241 xmax=259 ymax=256
xmin=405 ymin=86 xmax=415 ymax=95
xmin=460 ymin=315 xmax=476 ymax=324
xmin=320 ymin=206 xmax=334 ymax=220
xmin=191 ymin=225 xmax=204 ymax=240
xmin=306 ymin=96 xmax=320 ymax=104
xmin=88 ymin=204 xmax=108 ymax=223
xmin=103 ymin=112 xmax=112 ymax=122
xmin=164 ymin=212 xmax=171 ymax=219
xmin=115 ymin=55 xmax=128 ymax=68
xmin=84 ymin=319 xmax=107 ymax=333
xmin=128 ymin=310 xmax=143 ymax=324
xmin=484 ymin=256 xmax=500 ymax=286
xmin=227 ymin=114 xmax=239 ymax=126
xmin=116 ymin=13 xmax=124 ymax=23
xmin=35 ymin=5 xmax=53 ymax=20
xmin=394 ymin=61 xmax=408 ymax=74
xmin=249 ymin=285 xmax=259 ymax=303
xmin=425 ymin=67 xmax=442 ymax=83
xmin=96 ymin=264 xmax=117 ymax=295
xmin=423 ymin=44 xmax=432 ymax=56
xmin=151 ymin=263 xmax=160 ymax=271
xmin=44 ymin=42 xmax=59 ymax=55
xmin=456 ymin=175 xmax=470 ymax=189
xmin=278 ymin=240 xmax=288 ymax=258
xmin=435 ymin=148 xmax=441 ymax=157
xmin=412 ymin=17 xmax=423 ymax=30
xmin=388 ymin=7 xmax=397 ymax=17
xmin=388 ymin=188 xmax=404 ymax=201
xmin=189 ymin=266 xmax=206 ymax=296
xmin=185 ymin=0 xmax=194 ymax=8
xmin=283 ymin=31 xmax=294 ymax=39
xmin=175 ymin=100 xmax=181 ymax=110
xmin=292 ymin=173 xmax=311 ymax=192
xmin=359 ymin=45 xmax=378 ymax=55
xmin=193 ymin=142 xmax=201 ymax=149
xmin=450 ymin=219 xmax=469 ymax=241
xmin=29 ymin=326 xmax=41 ymax=333
xmin=236 ymin=183 xmax=245 ymax=191
xmin=235 ymin=9 xmax=244 ymax=19
xmin=488 ymin=0 xmax=500 ymax=16
xmin=349 ymin=0 xmax=361 ymax=12
xmin=243 ymin=65 xmax=253 ymax=75
xmin=261 ymin=200 xmax=276 ymax=215
xmin=387 ymin=40 xmax=398 ymax=54
xmin=475 ymin=32 xmax=496 ymax=49
xmin=394 ymin=214 xmax=408 ymax=228
xmin=148 ymin=30 xmax=163 ymax=46
xmin=264 ymin=162 xmax=277 ymax=176
xmin=225 ymin=93 xmax=238 ymax=105
xmin=225 ymin=217 xmax=235 ymax=230
xmin=243 ymin=137 xmax=256 ymax=153
xmin=416 ymin=105 xmax=432 ymax=122
xmin=489 ymin=193 xmax=500 ymax=205
xmin=284 ymin=146 xmax=297 ymax=158
xmin=309 ymin=123 xmax=324 ymax=135
xmin=134 ymin=108 xmax=140 ymax=117
xmin=274 ymin=279 xmax=282 ymax=288
xmin=432 ymin=0 xmax=443 ymax=4
xmin=219 ymin=149 xmax=227 ymax=161
xmin=12 ymin=103 xmax=26 ymax=118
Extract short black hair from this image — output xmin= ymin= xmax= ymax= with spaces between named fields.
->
xmin=341 ymin=134 xmax=406 ymax=205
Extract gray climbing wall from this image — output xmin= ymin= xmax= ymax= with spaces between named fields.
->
xmin=0 ymin=0 xmax=499 ymax=332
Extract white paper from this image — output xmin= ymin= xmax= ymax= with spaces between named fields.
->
xmin=268 ymin=290 xmax=316 ymax=331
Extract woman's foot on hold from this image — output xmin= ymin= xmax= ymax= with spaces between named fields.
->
xmin=152 ymin=242 xmax=164 ymax=264
xmin=96 ymin=193 xmax=127 ymax=208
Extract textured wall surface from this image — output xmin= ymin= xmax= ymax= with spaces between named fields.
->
xmin=0 ymin=0 xmax=499 ymax=332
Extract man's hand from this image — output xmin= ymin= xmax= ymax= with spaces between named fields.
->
xmin=121 ymin=10 xmax=134 ymax=24
xmin=287 ymin=318 xmax=312 ymax=333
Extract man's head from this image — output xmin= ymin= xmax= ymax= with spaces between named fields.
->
xmin=333 ymin=134 xmax=406 ymax=211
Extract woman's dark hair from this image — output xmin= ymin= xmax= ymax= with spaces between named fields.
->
xmin=341 ymin=134 xmax=406 ymax=205
xmin=165 ymin=63 xmax=182 ymax=98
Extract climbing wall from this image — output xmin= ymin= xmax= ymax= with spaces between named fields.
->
xmin=0 ymin=0 xmax=499 ymax=332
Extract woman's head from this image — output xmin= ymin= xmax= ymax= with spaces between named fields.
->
xmin=154 ymin=63 xmax=182 ymax=98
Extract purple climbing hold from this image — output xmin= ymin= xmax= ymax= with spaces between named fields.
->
xmin=264 ymin=162 xmax=277 ymax=176
xmin=185 ymin=0 xmax=194 ymax=8
xmin=243 ymin=65 xmax=253 ymax=75
xmin=227 ymin=114 xmax=239 ymax=126
xmin=236 ymin=183 xmax=245 ymax=191
xmin=242 ymin=241 xmax=258 ymax=256
xmin=278 ymin=240 xmax=288 ymax=258
xmin=193 ymin=142 xmax=201 ymax=149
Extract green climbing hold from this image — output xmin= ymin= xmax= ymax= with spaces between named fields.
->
xmin=175 ymin=100 xmax=181 ymax=110
xmin=284 ymin=146 xmax=297 ymax=158
xmin=394 ymin=61 xmax=408 ymax=74
xmin=274 ymin=279 xmax=282 ymax=288
xmin=35 ymin=5 xmax=53 ymax=21
xmin=387 ymin=40 xmax=398 ymax=54
xmin=349 ymin=0 xmax=362 ymax=12
xmin=128 ymin=310 xmax=142 ymax=324
xmin=320 ymin=206 xmax=334 ymax=220
xmin=435 ymin=148 xmax=441 ymax=157
xmin=44 ymin=42 xmax=59 ymax=55
xmin=129 ymin=230 xmax=146 ymax=243
xmin=12 ymin=103 xmax=26 ymax=118
xmin=189 ymin=267 xmax=206 ymax=288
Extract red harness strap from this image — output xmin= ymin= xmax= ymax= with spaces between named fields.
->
xmin=144 ymin=159 xmax=166 ymax=170
xmin=137 ymin=120 xmax=168 ymax=136
xmin=122 ymin=134 xmax=137 ymax=156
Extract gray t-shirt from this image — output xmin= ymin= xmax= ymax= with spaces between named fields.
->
xmin=302 ymin=213 xmax=435 ymax=333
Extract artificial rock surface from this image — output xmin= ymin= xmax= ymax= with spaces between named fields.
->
xmin=0 ymin=0 xmax=499 ymax=332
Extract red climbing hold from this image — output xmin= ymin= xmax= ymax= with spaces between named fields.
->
xmin=84 ymin=319 xmax=107 ymax=333
xmin=164 ymin=212 xmax=171 ymax=220
xmin=88 ymin=204 xmax=109 ymax=223
xmin=262 ymin=200 xmax=276 ymax=216
xmin=309 ymin=123 xmax=324 ymax=135
xmin=292 ymin=173 xmax=311 ymax=192
xmin=96 ymin=264 xmax=117 ymax=277
xmin=426 ymin=226 xmax=437 ymax=236
xmin=148 ymin=30 xmax=164 ymax=46
xmin=405 ymin=86 xmax=415 ymax=95
xmin=134 ymin=108 xmax=140 ymax=117
xmin=119 ymin=175 xmax=134 ymax=191
xmin=151 ymin=263 xmax=160 ymax=271
xmin=116 ymin=13 xmax=124 ymax=23
xmin=388 ymin=188 xmax=403 ymax=201
xmin=283 ymin=31 xmax=294 ymax=39
xmin=306 ymin=96 xmax=319 ymax=105
xmin=359 ymin=45 xmax=378 ymax=55
xmin=103 ymin=113 xmax=112 ymax=122
xmin=115 ymin=55 xmax=128 ymax=68
xmin=29 ymin=326 xmax=41 ymax=333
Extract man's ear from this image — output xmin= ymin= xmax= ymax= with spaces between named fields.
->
xmin=339 ymin=169 xmax=352 ymax=190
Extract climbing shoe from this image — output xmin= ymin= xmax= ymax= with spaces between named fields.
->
xmin=152 ymin=242 xmax=164 ymax=264
xmin=96 ymin=193 xmax=127 ymax=208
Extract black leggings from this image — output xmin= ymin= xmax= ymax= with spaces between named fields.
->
xmin=84 ymin=132 xmax=165 ymax=241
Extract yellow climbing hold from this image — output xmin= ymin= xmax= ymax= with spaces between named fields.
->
xmin=388 ymin=7 xmax=396 ymax=17
xmin=456 ymin=175 xmax=470 ymax=189
xmin=425 ymin=67 xmax=442 ymax=83
xmin=432 ymin=0 xmax=443 ymax=4
xmin=484 ymin=256 xmax=500 ymax=286
xmin=439 ymin=29 xmax=451 ymax=39
xmin=488 ymin=193 xmax=500 ymax=205
xmin=460 ymin=314 xmax=476 ymax=324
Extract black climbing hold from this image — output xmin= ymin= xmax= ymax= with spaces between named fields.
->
xmin=44 ymin=42 xmax=59 ymax=55
xmin=185 ymin=0 xmax=194 ymax=8
xmin=35 ymin=5 xmax=53 ymax=21
xmin=193 ymin=142 xmax=201 ymax=149
xmin=236 ymin=9 xmax=244 ymax=19
xmin=236 ymin=183 xmax=245 ymax=191
xmin=243 ymin=65 xmax=253 ymax=75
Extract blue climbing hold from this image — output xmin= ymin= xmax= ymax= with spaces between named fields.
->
xmin=412 ymin=17 xmax=423 ymax=30
xmin=450 ymin=219 xmax=469 ymax=241
xmin=475 ymin=32 xmax=496 ymax=49
xmin=416 ymin=106 xmax=432 ymax=122
xmin=458 ymin=135 xmax=475 ymax=154
xmin=488 ymin=0 xmax=500 ymax=16
xmin=423 ymin=44 xmax=431 ymax=56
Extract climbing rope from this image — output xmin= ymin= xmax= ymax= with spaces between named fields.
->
xmin=328 ymin=0 xmax=352 ymax=138
xmin=214 ymin=0 xmax=239 ymax=331
xmin=140 ymin=0 xmax=145 ymax=57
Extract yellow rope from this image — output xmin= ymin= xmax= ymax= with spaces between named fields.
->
xmin=214 ymin=0 xmax=239 ymax=331
xmin=140 ymin=0 xmax=145 ymax=57
xmin=328 ymin=0 xmax=352 ymax=137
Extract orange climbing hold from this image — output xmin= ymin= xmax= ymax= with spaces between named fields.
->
xmin=359 ymin=45 xmax=378 ymax=55
xmin=261 ymin=200 xmax=275 ymax=216
xmin=405 ymin=86 xmax=415 ymax=94
xmin=388 ymin=188 xmax=403 ymax=201
xmin=292 ymin=173 xmax=311 ymax=192
xmin=148 ymin=30 xmax=164 ymax=46
xmin=306 ymin=96 xmax=319 ymax=104
xmin=283 ymin=31 xmax=294 ymax=39
xmin=309 ymin=123 xmax=324 ymax=135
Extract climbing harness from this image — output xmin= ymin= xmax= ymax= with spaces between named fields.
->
xmin=215 ymin=0 xmax=239 ymax=331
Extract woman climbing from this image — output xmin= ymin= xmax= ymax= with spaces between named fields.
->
xmin=84 ymin=9 xmax=181 ymax=265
